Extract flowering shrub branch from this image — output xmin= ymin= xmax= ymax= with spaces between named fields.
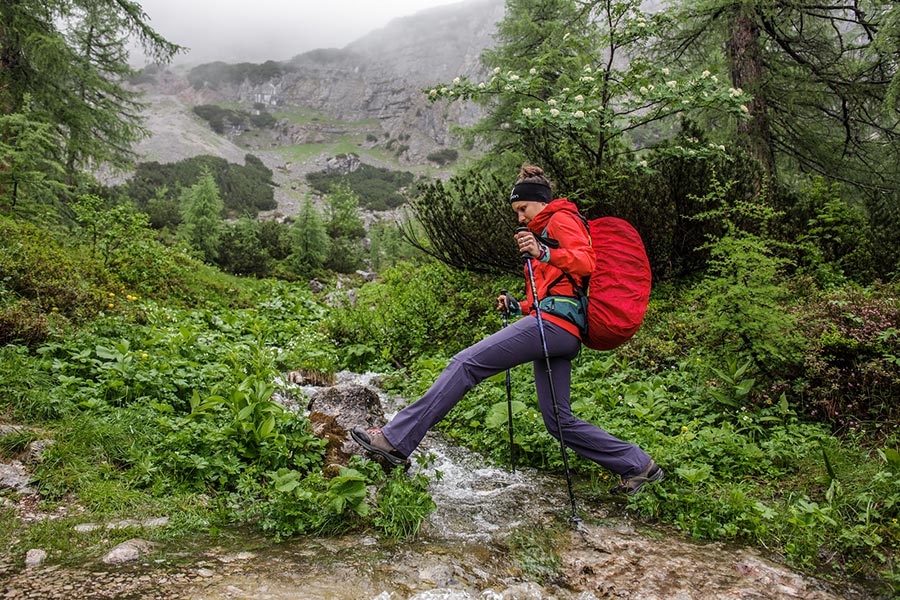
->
xmin=425 ymin=1 xmax=752 ymax=171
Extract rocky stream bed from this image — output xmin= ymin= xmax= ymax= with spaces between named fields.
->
xmin=0 ymin=373 xmax=888 ymax=600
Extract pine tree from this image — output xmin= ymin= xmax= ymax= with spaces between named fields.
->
xmin=289 ymin=196 xmax=329 ymax=274
xmin=0 ymin=105 xmax=65 ymax=205
xmin=323 ymin=184 xmax=365 ymax=273
xmin=0 ymin=0 xmax=181 ymax=190
xmin=180 ymin=171 xmax=224 ymax=263
xmin=663 ymin=0 xmax=900 ymax=190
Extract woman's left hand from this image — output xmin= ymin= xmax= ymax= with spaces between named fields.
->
xmin=514 ymin=230 xmax=539 ymax=258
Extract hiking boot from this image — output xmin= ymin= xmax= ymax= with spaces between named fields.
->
xmin=350 ymin=427 xmax=407 ymax=467
xmin=610 ymin=459 xmax=664 ymax=496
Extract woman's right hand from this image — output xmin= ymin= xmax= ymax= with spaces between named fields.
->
xmin=497 ymin=293 xmax=520 ymax=315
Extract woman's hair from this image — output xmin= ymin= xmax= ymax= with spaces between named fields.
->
xmin=516 ymin=164 xmax=553 ymax=190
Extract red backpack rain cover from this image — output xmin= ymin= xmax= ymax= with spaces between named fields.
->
xmin=583 ymin=217 xmax=652 ymax=350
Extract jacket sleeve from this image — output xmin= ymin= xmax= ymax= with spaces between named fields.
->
xmin=545 ymin=213 xmax=594 ymax=277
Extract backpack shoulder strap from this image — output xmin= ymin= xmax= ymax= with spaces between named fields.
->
xmin=541 ymin=212 xmax=591 ymax=298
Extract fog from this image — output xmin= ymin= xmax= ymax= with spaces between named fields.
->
xmin=133 ymin=0 xmax=462 ymax=66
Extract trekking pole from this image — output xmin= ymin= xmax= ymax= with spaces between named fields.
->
xmin=517 ymin=227 xmax=582 ymax=527
xmin=500 ymin=289 xmax=515 ymax=472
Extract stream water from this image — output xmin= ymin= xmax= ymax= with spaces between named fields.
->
xmin=0 ymin=373 xmax=887 ymax=599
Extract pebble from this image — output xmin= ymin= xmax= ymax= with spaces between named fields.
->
xmin=24 ymin=549 xmax=47 ymax=569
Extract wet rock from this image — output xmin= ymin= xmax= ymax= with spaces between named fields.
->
xmin=307 ymin=384 xmax=386 ymax=431
xmin=560 ymin=525 xmax=848 ymax=599
xmin=307 ymin=383 xmax=395 ymax=472
xmin=308 ymin=412 xmax=355 ymax=475
xmin=309 ymin=278 xmax=325 ymax=293
xmin=498 ymin=582 xmax=547 ymax=600
xmin=408 ymin=590 xmax=477 ymax=600
xmin=285 ymin=369 xmax=335 ymax=387
xmin=217 ymin=551 xmax=256 ymax=563
xmin=76 ymin=517 xmax=169 ymax=533
xmin=102 ymin=538 xmax=155 ymax=564
xmin=23 ymin=439 xmax=53 ymax=465
xmin=0 ymin=461 xmax=37 ymax=494
xmin=24 ymin=549 xmax=47 ymax=568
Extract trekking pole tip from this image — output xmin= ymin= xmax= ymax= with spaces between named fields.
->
xmin=571 ymin=513 xmax=587 ymax=534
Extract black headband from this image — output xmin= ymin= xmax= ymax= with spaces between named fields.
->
xmin=509 ymin=181 xmax=551 ymax=203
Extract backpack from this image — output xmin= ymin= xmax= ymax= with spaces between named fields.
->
xmin=542 ymin=216 xmax=651 ymax=350
xmin=581 ymin=217 xmax=652 ymax=350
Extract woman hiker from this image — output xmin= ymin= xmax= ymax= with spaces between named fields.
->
xmin=351 ymin=164 xmax=663 ymax=496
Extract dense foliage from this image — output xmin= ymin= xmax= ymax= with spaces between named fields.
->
xmin=187 ymin=61 xmax=293 ymax=90
xmin=329 ymin=263 xmax=900 ymax=592
xmin=306 ymin=162 xmax=416 ymax=211
xmin=193 ymin=104 xmax=277 ymax=134
xmin=0 ymin=220 xmax=436 ymax=555
xmin=118 ymin=154 xmax=276 ymax=223
xmin=416 ymin=0 xmax=899 ymax=282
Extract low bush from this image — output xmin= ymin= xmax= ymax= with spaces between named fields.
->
xmin=323 ymin=260 xmax=516 ymax=369
xmin=306 ymin=163 xmax=416 ymax=211
xmin=426 ymin=148 xmax=459 ymax=166
xmin=793 ymin=284 xmax=900 ymax=433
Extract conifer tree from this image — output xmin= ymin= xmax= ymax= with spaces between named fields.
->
xmin=323 ymin=184 xmax=365 ymax=273
xmin=180 ymin=171 xmax=224 ymax=263
xmin=289 ymin=196 xmax=329 ymax=273
xmin=0 ymin=0 xmax=181 ymax=188
xmin=663 ymin=0 xmax=900 ymax=189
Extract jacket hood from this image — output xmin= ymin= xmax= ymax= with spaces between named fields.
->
xmin=527 ymin=198 xmax=580 ymax=233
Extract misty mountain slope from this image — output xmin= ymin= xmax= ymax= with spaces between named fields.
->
xmin=125 ymin=0 xmax=506 ymax=213
xmin=135 ymin=94 xmax=249 ymax=166
xmin=344 ymin=0 xmax=504 ymax=87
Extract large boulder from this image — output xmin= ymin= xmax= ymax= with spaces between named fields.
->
xmin=307 ymin=384 xmax=395 ymax=474
xmin=307 ymin=384 xmax=385 ymax=431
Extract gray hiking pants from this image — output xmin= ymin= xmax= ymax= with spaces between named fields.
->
xmin=381 ymin=314 xmax=652 ymax=478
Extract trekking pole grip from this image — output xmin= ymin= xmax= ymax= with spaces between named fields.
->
xmin=515 ymin=226 xmax=531 ymax=260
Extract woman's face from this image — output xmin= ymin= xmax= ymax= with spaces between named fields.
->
xmin=511 ymin=200 xmax=547 ymax=225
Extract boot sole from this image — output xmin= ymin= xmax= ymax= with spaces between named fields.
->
xmin=350 ymin=428 xmax=407 ymax=467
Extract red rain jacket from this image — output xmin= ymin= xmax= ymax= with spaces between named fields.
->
xmin=520 ymin=198 xmax=595 ymax=339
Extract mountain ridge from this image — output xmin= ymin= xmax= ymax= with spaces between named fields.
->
xmin=126 ymin=0 xmax=505 ymax=216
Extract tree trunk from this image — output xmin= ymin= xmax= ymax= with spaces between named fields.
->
xmin=727 ymin=10 xmax=776 ymax=179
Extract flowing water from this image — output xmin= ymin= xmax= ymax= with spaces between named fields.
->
xmin=0 ymin=373 xmax=887 ymax=599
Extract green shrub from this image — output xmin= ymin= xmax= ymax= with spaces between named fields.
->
xmin=188 ymin=61 xmax=290 ymax=89
xmin=793 ymin=284 xmax=900 ymax=432
xmin=122 ymin=154 xmax=275 ymax=224
xmin=306 ymin=163 xmax=415 ymax=211
xmin=323 ymin=260 xmax=513 ymax=369
xmin=374 ymin=462 xmax=436 ymax=539
xmin=685 ymin=177 xmax=805 ymax=375
xmin=0 ymin=217 xmax=111 ymax=340
xmin=426 ymin=148 xmax=459 ymax=166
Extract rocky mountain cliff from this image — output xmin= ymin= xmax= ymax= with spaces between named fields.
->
xmin=136 ymin=0 xmax=504 ymax=165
